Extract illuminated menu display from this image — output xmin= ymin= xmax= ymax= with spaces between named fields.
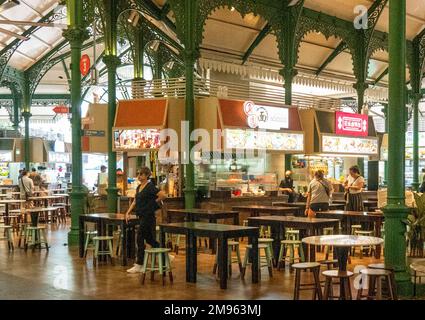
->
xmin=322 ymin=135 xmax=378 ymax=155
xmin=225 ymin=129 xmax=304 ymax=151
xmin=113 ymin=129 xmax=161 ymax=151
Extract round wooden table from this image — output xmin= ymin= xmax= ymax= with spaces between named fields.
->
xmin=302 ymin=235 xmax=384 ymax=271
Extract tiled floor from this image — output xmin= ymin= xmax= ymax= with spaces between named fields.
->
xmin=0 ymin=221 xmax=384 ymax=300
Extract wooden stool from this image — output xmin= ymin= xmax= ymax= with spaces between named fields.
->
xmin=242 ymin=243 xmax=273 ymax=279
xmin=357 ymin=268 xmax=397 ymax=300
xmin=410 ymin=261 xmax=425 ymax=297
xmin=84 ymin=230 xmax=98 ymax=257
xmin=278 ymin=239 xmax=305 ymax=270
xmin=285 ymin=229 xmax=300 ymax=241
xmin=353 ymin=230 xmax=374 ymax=257
xmin=92 ymin=236 xmax=114 ymax=264
xmin=24 ymin=226 xmax=49 ymax=251
xmin=322 ymin=270 xmax=354 ymax=300
xmin=292 ymin=262 xmax=322 ymax=300
xmin=368 ymin=263 xmax=397 ymax=300
xmin=141 ymin=248 xmax=173 ymax=285
xmin=0 ymin=225 xmax=14 ymax=251
xmin=213 ymin=240 xmax=242 ymax=275
xmin=318 ymin=259 xmax=338 ymax=270
xmin=259 ymin=238 xmax=274 ymax=265
xmin=17 ymin=223 xmax=30 ymax=248
xmin=322 ymin=227 xmax=334 ymax=259
xmin=351 ymin=225 xmax=362 ymax=234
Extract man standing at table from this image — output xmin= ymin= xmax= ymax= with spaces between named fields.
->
xmin=279 ymin=170 xmax=296 ymax=203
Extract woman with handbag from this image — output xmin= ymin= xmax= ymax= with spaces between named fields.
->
xmin=305 ymin=170 xmax=333 ymax=217
xmin=344 ymin=166 xmax=365 ymax=211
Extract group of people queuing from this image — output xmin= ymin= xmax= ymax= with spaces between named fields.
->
xmin=279 ymin=166 xmax=365 ymax=214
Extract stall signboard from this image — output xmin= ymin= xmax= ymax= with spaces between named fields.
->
xmin=0 ymin=151 xmax=12 ymax=162
xmin=243 ymin=101 xmax=289 ymax=130
xmin=224 ymin=129 xmax=304 ymax=152
xmin=113 ymin=129 xmax=161 ymax=151
xmin=322 ymin=134 xmax=378 ymax=155
xmin=48 ymin=151 xmax=70 ymax=163
xmin=335 ymin=112 xmax=368 ymax=137
xmin=83 ymin=130 xmax=105 ymax=137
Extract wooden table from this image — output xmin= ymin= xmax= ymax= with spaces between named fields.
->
xmin=303 ymin=235 xmax=383 ymax=299
xmin=166 ymin=209 xmax=240 ymax=253
xmin=271 ymin=202 xmax=346 ymax=216
xmin=159 ymin=222 xmax=259 ymax=289
xmin=315 ymin=210 xmax=384 ymax=258
xmin=79 ymin=213 xmax=140 ymax=266
xmin=232 ymin=205 xmax=298 ymax=217
xmin=363 ymin=200 xmax=378 ymax=210
xmin=29 ymin=195 xmax=67 ymax=208
xmin=0 ymin=199 xmax=26 ymax=224
xmin=247 ymin=216 xmax=339 ymax=265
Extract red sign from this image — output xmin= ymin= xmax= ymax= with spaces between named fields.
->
xmin=53 ymin=105 xmax=69 ymax=114
xmin=80 ymin=54 xmax=91 ymax=76
xmin=335 ymin=112 xmax=368 ymax=136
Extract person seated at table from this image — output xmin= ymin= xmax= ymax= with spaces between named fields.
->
xmin=125 ymin=166 xmax=167 ymax=274
xmin=305 ymin=170 xmax=333 ymax=214
xmin=344 ymin=166 xmax=365 ymax=212
xmin=19 ymin=169 xmax=34 ymax=207
xmin=279 ymin=170 xmax=296 ymax=203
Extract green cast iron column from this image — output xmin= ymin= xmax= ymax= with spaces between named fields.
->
xmin=22 ymin=77 xmax=31 ymax=170
xmin=282 ymin=67 xmax=296 ymax=173
xmin=133 ymin=23 xmax=145 ymax=98
xmin=382 ymin=104 xmax=388 ymax=185
xmin=63 ymin=0 xmax=89 ymax=245
xmin=12 ymin=95 xmax=20 ymax=130
xmin=183 ymin=0 xmax=197 ymax=209
xmin=384 ymin=0 xmax=410 ymax=293
xmin=104 ymin=0 xmax=120 ymax=213
xmin=412 ymin=93 xmax=421 ymax=191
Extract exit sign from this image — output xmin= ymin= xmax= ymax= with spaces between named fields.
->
xmin=83 ymin=130 xmax=105 ymax=137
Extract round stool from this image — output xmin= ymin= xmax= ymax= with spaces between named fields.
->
xmin=353 ymin=230 xmax=374 ymax=258
xmin=17 ymin=223 xmax=30 ymax=248
xmin=24 ymin=226 xmax=49 ymax=251
xmin=0 ymin=225 xmax=14 ymax=251
xmin=357 ymin=268 xmax=397 ymax=300
xmin=322 ymin=270 xmax=354 ymax=300
xmin=92 ymin=236 xmax=114 ymax=264
xmin=410 ymin=261 xmax=425 ymax=297
xmin=278 ymin=239 xmax=305 ymax=270
xmin=318 ymin=259 xmax=338 ymax=270
xmin=242 ymin=243 xmax=273 ymax=279
xmin=213 ymin=240 xmax=242 ymax=276
xmin=141 ymin=248 xmax=173 ymax=285
xmin=259 ymin=238 xmax=274 ymax=265
xmin=322 ymin=227 xmax=334 ymax=259
xmin=285 ymin=229 xmax=300 ymax=241
xmin=292 ymin=262 xmax=322 ymax=300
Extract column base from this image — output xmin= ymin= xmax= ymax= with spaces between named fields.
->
xmin=68 ymin=189 xmax=86 ymax=246
xmin=106 ymin=187 xmax=119 ymax=213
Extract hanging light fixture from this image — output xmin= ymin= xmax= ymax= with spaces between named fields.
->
xmin=127 ymin=10 xmax=137 ymax=23
xmin=149 ymin=40 xmax=160 ymax=52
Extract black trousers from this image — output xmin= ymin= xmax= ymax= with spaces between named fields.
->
xmin=310 ymin=203 xmax=329 ymax=212
xmin=136 ymin=217 xmax=159 ymax=264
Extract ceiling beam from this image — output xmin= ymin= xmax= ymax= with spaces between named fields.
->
xmin=315 ymin=42 xmax=348 ymax=76
xmin=373 ymin=67 xmax=388 ymax=85
xmin=314 ymin=0 xmax=386 ymax=76
xmin=242 ymin=23 xmax=271 ymax=65
xmin=0 ymin=94 xmax=70 ymax=100
xmin=139 ymin=0 xmax=176 ymax=32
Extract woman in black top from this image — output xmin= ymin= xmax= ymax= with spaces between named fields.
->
xmin=125 ymin=167 xmax=166 ymax=273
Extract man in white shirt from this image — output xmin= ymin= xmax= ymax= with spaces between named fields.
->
xmin=19 ymin=169 xmax=34 ymax=200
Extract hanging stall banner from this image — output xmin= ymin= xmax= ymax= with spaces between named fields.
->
xmin=80 ymin=54 xmax=91 ymax=76
xmin=335 ymin=111 xmax=368 ymax=136
xmin=53 ymin=105 xmax=69 ymax=113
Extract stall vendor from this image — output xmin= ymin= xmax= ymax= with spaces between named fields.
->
xmin=279 ymin=170 xmax=296 ymax=203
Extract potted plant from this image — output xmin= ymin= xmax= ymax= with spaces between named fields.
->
xmin=404 ymin=193 xmax=425 ymax=257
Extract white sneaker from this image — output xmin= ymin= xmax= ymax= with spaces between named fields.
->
xmin=126 ymin=264 xmax=143 ymax=273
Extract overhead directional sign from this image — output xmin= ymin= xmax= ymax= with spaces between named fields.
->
xmin=83 ymin=130 xmax=105 ymax=137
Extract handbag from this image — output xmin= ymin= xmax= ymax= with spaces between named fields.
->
xmin=344 ymin=176 xmax=360 ymax=201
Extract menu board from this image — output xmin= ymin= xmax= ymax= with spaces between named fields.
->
xmin=0 ymin=151 xmax=12 ymax=162
xmin=224 ymin=129 xmax=304 ymax=151
xmin=322 ymin=135 xmax=378 ymax=155
xmin=113 ymin=129 xmax=161 ymax=151
xmin=405 ymin=132 xmax=425 ymax=147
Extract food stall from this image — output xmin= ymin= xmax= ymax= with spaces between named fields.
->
xmin=113 ymin=98 xmax=184 ymax=197
xmin=297 ymin=109 xmax=379 ymax=191
xmin=194 ymin=98 xmax=305 ymax=197
xmin=0 ymin=138 xmax=20 ymax=185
